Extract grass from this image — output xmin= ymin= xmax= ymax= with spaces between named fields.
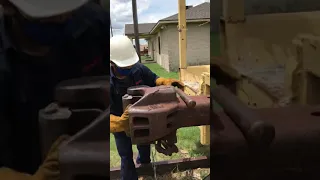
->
xmin=141 ymin=55 xmax=153 ymax=61
xmin=144 ymin=63 xmax=179 ymax=79
xmin=110 ymin=63 xmax=210 ymax=179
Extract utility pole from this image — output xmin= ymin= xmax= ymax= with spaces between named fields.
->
xmin=110 ymin=17 xmax=113 ymax=37
xmin=132 ymin=0 xmax=141 ymax=62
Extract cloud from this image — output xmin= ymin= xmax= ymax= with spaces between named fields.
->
xmin=110 ymin=0 xmax=151 ymax=29
xmin=110 ymin=0 xmax=210 ymax=44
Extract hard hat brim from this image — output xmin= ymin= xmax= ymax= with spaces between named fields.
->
xmin=8 ymin=0 xmax=89 ymax=18
xmin=111 ymin=53 xmax=139 ymax=68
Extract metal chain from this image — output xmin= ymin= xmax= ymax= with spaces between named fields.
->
xmin=151 ymin=144 xmax=158 ymax=180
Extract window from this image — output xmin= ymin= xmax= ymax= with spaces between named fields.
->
xmin=158 ymin=36 xmax=161 ymax=54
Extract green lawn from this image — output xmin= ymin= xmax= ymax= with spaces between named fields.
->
xmin=110 ymin=63 xmax=209 ymax=178
xmin=141 ymin=55 xmax=153 ymax=61
xmin=144 ymin=63 xmax=179 ymax=79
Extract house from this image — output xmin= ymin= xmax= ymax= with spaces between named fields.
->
xmin=125 ymin=2 xmax=210 ymax=72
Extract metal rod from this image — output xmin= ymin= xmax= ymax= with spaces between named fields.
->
xmin=211 ymin=85 xmax=275 ymax=149
xmin=175 ymin=88 xmax=196 ymax=108
xmin=173 ymin=96 xmax=210 ymax=128
xmin=110 ymin=17 xmax=113 ymax=37
xmin=110 ymin=156 xmax=209 ymax=178
xmin=132 ymin=0 xmax=141 ymax=62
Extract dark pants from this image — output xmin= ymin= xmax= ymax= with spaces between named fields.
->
xmin=114 ymin=132 xmax=151 ymax=180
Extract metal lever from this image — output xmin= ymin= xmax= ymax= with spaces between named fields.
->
xmin=175 ymin=88 xmax=196 ymax=108
xmin=211 ymin=85 xmax=275 ymax=149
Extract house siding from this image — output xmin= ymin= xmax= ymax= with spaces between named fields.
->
xmin=148 ymin=40 xmax=153 ymax=58
xmin=151 ymin=29 xmax=170 ymax=71
xmin=149 ymin=36 xmax=156 ymax=61
xmin=167 ymin=23 xmax=210 ymax=72
xmin=149 ymin=22 xmax=210 ymax=72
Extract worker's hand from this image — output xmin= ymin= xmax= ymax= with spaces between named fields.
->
xmin=0 ymin=167 xmax=32 ymax=180
xmin=156 ymin=77 xmax=185 ymax=90
xmin=32 ymin=135 xmax=70 ymax=180
xmin=110 ymin=105 xmax=131 ymax=136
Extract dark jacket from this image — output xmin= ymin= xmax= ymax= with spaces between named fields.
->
xmin=0 ymin=2 xmax=109 ymax=174
xmin=110 ymin=63 xmax=158 ymax=117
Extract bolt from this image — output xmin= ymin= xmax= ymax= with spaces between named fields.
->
xmin=123 ymin=94 xmax=133 ymax=100
xmin=43 ymin=103 xmax=59 ymax=114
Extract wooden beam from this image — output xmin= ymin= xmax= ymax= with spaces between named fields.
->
xmin=110 ymin=156 xmax=209 ymax=179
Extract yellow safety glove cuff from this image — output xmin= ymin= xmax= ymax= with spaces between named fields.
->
xmin=0 ymin=168 xmax=32 ymax=180
xmin=110 ymin=105 xmax=130 ymax=134
xmin=156 ymin=77 xmax=185 ymax=90
xmin=33 ymin=135 xmax=69 ymax=180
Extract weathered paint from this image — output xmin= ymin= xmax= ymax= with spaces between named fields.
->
xmin=180 ymin=65 xmax=211 ymax=145
xmin=215 ymin=0 xmax=320 ymax=107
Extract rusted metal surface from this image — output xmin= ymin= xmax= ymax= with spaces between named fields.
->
xmin=108 ymin=85 xmax=210 ymax=178
xmin=211 ymin=85 xmax=320 ymax=179
xmin=122 ymin=85 xmax=210 ymax=147
xmin=59 ymin=108 xmax=110 ymax=180
xmin=175 ymin=88 xmax=196 ymax=108
xmin=54 ymin=76 xmax=110 ymax=109
xmin=154 ymin=131 xmax=179 ymax=156
xmin=110 ymin=156 xmax=209 ymax=179
xmin=38 ymin=76 xmax=110 ymax=180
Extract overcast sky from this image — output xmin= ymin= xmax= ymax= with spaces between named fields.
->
xmin=110 ymin=0 xmax=210 ymax=44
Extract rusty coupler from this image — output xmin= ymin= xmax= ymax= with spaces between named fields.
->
xmin=122 ymin=85 xmax=210 ymax=156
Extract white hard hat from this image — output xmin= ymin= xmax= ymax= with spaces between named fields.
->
xmin=110 ymin=35 xmax=139 ymax=68
xmin=8 ymin=0 xmax=89 ymax=18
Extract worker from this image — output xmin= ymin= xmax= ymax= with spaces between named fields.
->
xmin=0 ymin=0 xmax=109 ymax=175
xmin=110 ymin=35 xmax=184 ymax=180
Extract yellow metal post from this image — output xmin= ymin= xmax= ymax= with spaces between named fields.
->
xmin=200 ymin=72 xmax=210 ymax=145
xmin=177 ymin=0 xmax=210 ymax=146
xmin=178 ymin=0 xmax=187 ymax=80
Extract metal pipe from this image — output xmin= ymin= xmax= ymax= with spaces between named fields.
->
xmin=175 ymin=88 xmax=196 ymax=108
xmin=211 ymin=85 xmax=275 ymax=149
xmin=110 ymin=17 xmax=113 ymax=37
xmin=132 ymin=0 xmax=141 ymax=62
xmin=172 ymin=96 xmax=210 ymax=128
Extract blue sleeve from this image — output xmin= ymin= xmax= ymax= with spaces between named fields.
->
xmin=141 ymin=64 xmax=159 ymax=87
xmin=0 ymin=69 xmax=12 ymax=159
xmin=99 ymin=8 xmax=110 ymax=76
xmin=82 ymin=2 xmax=110 ymax=76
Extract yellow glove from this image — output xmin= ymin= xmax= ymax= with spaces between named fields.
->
xmin=156 ymin=77 xmax=185 ymax=90
xmin=110 ymin=105 xmax=131 ymax=135
xmin=0 ymin=168 xmax=32 ymax=180
xmin=0 ymin=135 xmax=69 ymax=180
xmin=32 ymin=135 xmax=70 ymax=180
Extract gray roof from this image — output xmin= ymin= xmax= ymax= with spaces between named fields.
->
xmin=160 ymin=2 xmax=210 ymax=21
xmin=124 ymin=2 xmax=210 ymax=35
xmin=125 ymin=23 xmax=156 ymax=35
